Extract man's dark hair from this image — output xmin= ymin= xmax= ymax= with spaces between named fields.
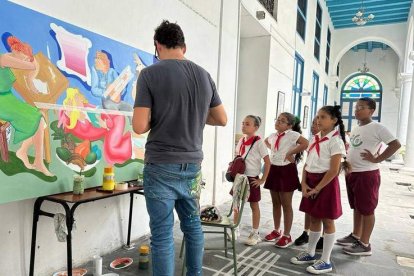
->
xmin=154 ymin=20 xmax=185 ymax=49
xmin=358 ymin=97 xmax=376 ymax=110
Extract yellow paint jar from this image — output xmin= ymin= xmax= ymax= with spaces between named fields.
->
xmin=102 ymin=167 xmax=115 ymax=190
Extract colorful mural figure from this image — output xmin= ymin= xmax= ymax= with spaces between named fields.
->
xmin=58 ymin=88 xmax=132 ymax=168
xmin=91 ymin=51 xmax=133 ymax=111
xmin=0 ymin=1 xmax=154 ymax=204
xmin=0 ymin=36 xmax=53 ymax=177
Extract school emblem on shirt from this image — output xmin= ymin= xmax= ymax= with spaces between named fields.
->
xmin=350 ymin=134 xmax=363 ymax=147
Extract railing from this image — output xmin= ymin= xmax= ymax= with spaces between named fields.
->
xmin=258 ymin=0 xmax=275 ymax=16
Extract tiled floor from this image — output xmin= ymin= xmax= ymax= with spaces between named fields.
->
xmin=80 ymin=162 xmax=414 ymax=275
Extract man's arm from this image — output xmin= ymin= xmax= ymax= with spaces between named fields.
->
xmin=206 ymin=104 xmax=227 ymax=126
xmin=132 ymin=107 xmax=151 ymax=134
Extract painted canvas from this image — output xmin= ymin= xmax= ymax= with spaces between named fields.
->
xmin=0 ymin=1 xmax=154 ymax=204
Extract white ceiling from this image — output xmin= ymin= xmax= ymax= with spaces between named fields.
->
xmin=240 ymin=6 xmax=269 ymax=38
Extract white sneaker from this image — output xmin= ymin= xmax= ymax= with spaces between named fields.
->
xmin=244 ymin=232 xmax=261 ymax=246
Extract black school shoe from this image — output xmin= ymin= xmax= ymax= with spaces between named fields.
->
xmin=294 ymin=231 xmax=309 ymax=246
xmin=316 ymin=237 xmax=324 ymax=251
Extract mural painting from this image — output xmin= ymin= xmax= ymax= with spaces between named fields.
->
xmin=0 ymin=1 xmax=154 ymax=203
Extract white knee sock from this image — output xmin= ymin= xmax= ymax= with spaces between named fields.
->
xmin=307 ymin=231 xmax=321 ymax=256
xmin=321 ymin=233 xmax=335 ymax=264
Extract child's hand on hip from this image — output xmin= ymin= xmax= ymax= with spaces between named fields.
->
xmin=360 ymin=149 xmax=378 ymax=163
xmin=284 ymin=153 xmax=295 ymax=163
xmin=251 ymin=178 xmax=265 ymax=188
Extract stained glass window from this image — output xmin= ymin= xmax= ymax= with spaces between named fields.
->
xmin=342 ymin=74 xmax=381 ymax=99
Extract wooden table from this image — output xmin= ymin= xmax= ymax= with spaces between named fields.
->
xmin=29 ymin=183 xmax=144 ymax=276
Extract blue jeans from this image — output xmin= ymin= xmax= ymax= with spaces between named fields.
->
xmin=144 ymin=163 xmax=204 ymax=276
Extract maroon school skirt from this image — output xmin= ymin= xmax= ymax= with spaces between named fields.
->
xmin=264 ymin=163 xmax=300 ymax=192
xmin=299 ymin=172 xmax=342 ymax=220
xmin=229 ymin=176 xmax=261 ymax=202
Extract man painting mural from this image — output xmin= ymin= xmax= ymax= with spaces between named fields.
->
xmin=132 ymin=20 xmax=227 ymax=275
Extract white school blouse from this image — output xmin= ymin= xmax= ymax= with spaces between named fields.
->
xmin=267 ymin=130 xmax=301 ymax=166
xmin=305 ymin=129 xmax=346 ymax=173
xmin=236 ymin=137 xmax=269 ymax=177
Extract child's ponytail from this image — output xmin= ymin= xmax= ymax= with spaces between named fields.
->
xmin=280 ymin=112 xmax=303 ymax=163
xmin=292 ymin=116 xmax=302 ymax=135
xmin=324 ymin=105 xmax=352 ymax=174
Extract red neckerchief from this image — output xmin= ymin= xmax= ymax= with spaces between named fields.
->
xmin=274 ymin=132 xmax=286 ymax=151
xmin=308 ymin=131 xmax=339 ymax=157
xmin=239 ymin=136 xmax=260 ymax=156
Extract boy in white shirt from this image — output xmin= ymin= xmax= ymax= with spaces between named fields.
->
xmin=337 ymin=98 xmax=401 ymax=256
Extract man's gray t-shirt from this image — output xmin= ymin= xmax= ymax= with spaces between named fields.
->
xmin=134 ymin=59 xmax=222 ymax=163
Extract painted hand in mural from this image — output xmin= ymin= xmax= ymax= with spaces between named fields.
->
xmin=25 ymin=58 xmax=42 ymax=94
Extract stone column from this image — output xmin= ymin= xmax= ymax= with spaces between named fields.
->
xmin=329 ymin=76 xmax=339 ymax=104
xmin=402 ymin=54 xmax=414 ymax=169
xmin=396 ymin=73 xmax=412 ymax=145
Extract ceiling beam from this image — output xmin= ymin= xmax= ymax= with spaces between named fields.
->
xmin=334 ymin=15 xmax=409 ymax=24
xmin=331 ymin=12 xmax=409 ymax=23
xmin=327 ymin=0 xmax=389 ymax=8
xmin=330 ymin=9 xmax=410 ymax=20
xmin=328 ymin=2 xmax=411 ymax=14
xmin=336 ymin=16 xmax=409 ymax=25
xmin=335 ymin=18 xmax=407 ymax=28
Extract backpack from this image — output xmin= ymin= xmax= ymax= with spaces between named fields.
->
xmin=225 ymin=136 xmax=258 ymax=182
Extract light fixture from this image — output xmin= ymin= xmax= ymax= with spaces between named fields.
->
xmin=358 ymin=46 xmax=370 ymax=73
xmin=352 ymin=0 xmax=374 ymax=26
xmin=256 ymin=10 xmax=266 ymax=20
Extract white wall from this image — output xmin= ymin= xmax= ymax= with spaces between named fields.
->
xmin=2 ymin=0 xmax=239 ymax=275
xmin=330 ymin=22 xmax=407 ymax=137
xmin=238 ymin=0 xmax=334 ymax=139
xmin=339 ymin=48 xmax=400 ymax=134
xmin=237 ymin=35 xmax=271 ymax=138
xmin=265 ymin=36 xmax=295 ymax=136
xmin=331 ymin=23 xmax=406 ymax=74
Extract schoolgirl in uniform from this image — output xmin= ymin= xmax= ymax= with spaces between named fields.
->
xmin=263 ymin=112 xmax=308 ymax=248
xmin=233 ymin=115 xmax=271 ymax=246
xmin=290 ymin=106 xmax=348 ymax=274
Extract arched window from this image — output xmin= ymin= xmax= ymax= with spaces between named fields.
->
xmin=340 ymin=73 xmax=382 ymax=131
